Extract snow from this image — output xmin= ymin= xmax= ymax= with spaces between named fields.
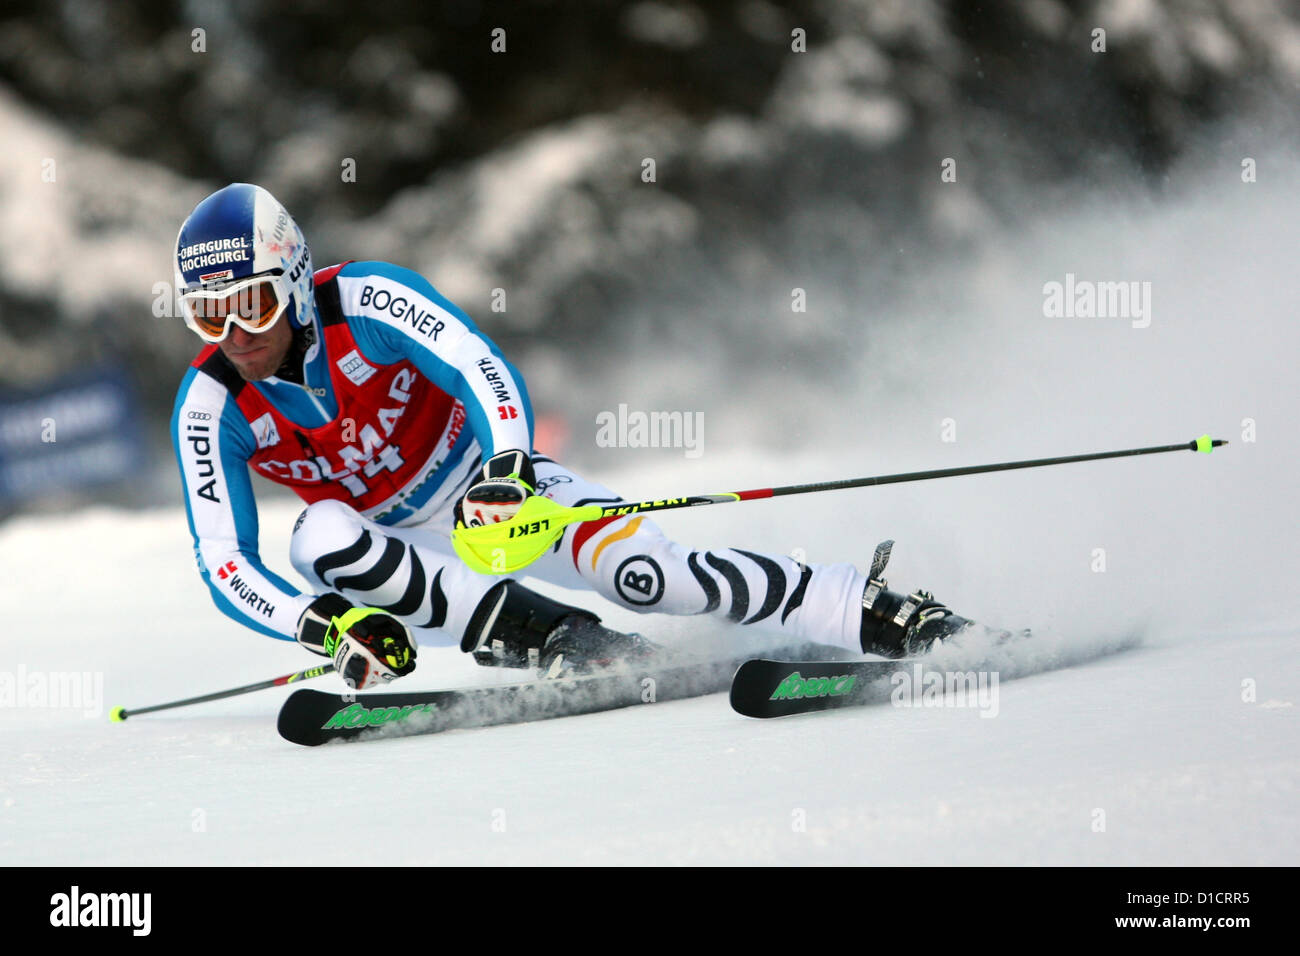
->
xmin=0 ymin=85 xmax=201 ymax=320
xmin=0 ymin=489 xmax=1294 ymax=864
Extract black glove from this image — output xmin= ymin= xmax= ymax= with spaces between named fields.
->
xmin=296 ymin=593 xmax=416 ymax=689
xmin=454 ymin=449 xmax=536 ymax=528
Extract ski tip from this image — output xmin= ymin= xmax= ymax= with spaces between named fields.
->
xmin=728 ymin=693 xmax=763 ymax=718
xmin=276 ymin=688 xmax=333 ymax=746
xmin=728 ymin=659 xmax=777 ymax=718
xmin=109 ymin=705 xmax=126 ymax=723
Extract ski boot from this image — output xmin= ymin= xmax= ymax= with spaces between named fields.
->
xmin=858 ymin=540 xmax=973 ymax=658
xmin=462 ymin=580 xmax=659 ymax=676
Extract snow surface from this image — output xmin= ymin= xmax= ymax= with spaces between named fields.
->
xmin=3 ymin=131 xmax=1298 ymax=866
xmin=0 ymin=487 xmax=1294 ymax=865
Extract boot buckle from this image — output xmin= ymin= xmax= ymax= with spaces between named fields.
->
xmin=893 ymin=593 xmax=922 ymax=628
xmin=862 ymin=579 xmax=886 ymax=611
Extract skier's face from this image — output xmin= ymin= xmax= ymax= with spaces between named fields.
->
xmin=218 ymin=317 xmax=293 ymax=381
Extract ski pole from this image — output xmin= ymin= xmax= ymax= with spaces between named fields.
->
xmin=452 ymin=434 xmax=1227 ymax=573
xmin=109 ymin=663 xmax=336 ymax=722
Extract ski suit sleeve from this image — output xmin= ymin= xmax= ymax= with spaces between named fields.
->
xmin=172 ymin=368 xmax=314 ymax=640
xmin=332 ymin=262 xmax=534 ymax=461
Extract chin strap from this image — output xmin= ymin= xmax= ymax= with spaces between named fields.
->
xmin=272 ymin=324 xmax=315 ymax=384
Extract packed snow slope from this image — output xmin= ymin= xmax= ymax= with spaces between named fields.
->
xmin=0 ymin=499 xmax=1294 ymax=865
xmin=0 ymin=469 xmax=1294 ymax=866
xmin=2 ymin=142 xmax=1298 ymax=866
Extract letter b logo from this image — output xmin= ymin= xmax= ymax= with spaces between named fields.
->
xmin=623 ymin=570 xmax=653 ymax=595
xmin=614 ymin=555 xmax=664 ymax=606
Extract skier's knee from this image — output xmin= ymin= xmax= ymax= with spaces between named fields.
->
xmin=577 ymin=518 xmax=685 ymax=612
xmin=289 ymin=499 xmax=366 ymax=583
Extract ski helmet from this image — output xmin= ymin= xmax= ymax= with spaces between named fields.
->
xmin=173 ymin=183 xmax=315 ymax=342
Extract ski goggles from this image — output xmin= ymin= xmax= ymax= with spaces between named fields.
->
xmin=180 ymin=273 xmax=291 ymax=344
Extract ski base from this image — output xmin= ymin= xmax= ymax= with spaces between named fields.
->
xmin=278 ymin=655 xmax=744 ymax=746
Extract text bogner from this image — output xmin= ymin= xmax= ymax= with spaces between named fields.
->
xmin=49 ymin=886 xmax=151 ymax=936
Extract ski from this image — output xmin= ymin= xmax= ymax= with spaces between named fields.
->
xmin=728 ymin=626 xmax=1144 ymax=719
xmin=278 ymin=654 xmax=745 ymax=746
xmin=729 ymin=658 xmax=912 ymax=718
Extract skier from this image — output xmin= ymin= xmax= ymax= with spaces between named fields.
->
xmin=172 ymin=183 xmax=970 ymax=689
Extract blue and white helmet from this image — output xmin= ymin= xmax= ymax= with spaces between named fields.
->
xmin=174 ymin=183 xmax=315 ymax=339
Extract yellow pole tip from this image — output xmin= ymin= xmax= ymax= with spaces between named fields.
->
xmin=109 ymin=706 xmax=126 ymax=722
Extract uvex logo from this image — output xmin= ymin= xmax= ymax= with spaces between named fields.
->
xmin=770 ymin=672 xmax=857 ymax=701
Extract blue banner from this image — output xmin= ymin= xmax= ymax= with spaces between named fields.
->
xmin=0 ymin=365 xmax=148 ymax=503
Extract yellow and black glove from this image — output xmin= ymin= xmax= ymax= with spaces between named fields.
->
xmin=296 ymin=593 xmax=416 ymax=689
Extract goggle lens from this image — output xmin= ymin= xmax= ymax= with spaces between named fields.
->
xmin=183 ymin=278 xmax=286 ymax=342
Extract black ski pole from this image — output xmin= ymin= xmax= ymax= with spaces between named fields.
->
xmin=453 ymin=435 xmax=1228 ymax=573
xmin=110 ymin=663 xmax=336 ymax=721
